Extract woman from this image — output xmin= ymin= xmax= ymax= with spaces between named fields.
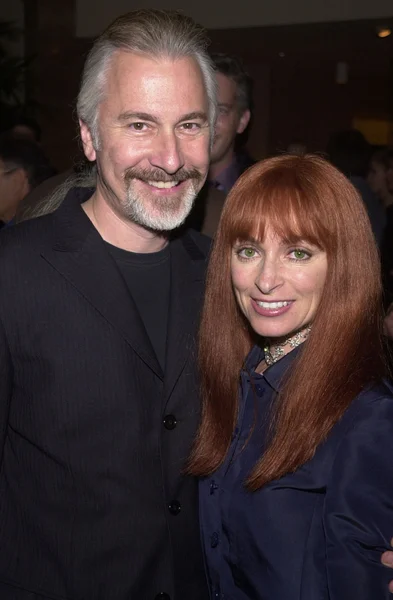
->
xmin=189 ymin=154 xmax=393 ymax=599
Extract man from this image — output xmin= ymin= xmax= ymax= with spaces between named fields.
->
xmin=186 ymin=52 xmax=254 ymax=236
xmin=0 ymin=137 xmax=54 ymax=227
xmin=0 ymin=10 xmax=215 ymax=599
xmin=208 ymin=52 xmax=253 ymax=192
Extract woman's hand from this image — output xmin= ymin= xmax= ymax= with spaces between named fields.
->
xmin=381 ymin=540 xmax=393 ymax=593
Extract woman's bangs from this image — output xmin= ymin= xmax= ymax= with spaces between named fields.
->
xmin=224 ymin=177 xmax=325 ymax=248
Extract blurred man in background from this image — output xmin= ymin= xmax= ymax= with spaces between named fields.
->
xmin=0 ymin=137 xmax=54 ymax=228
xmin=186 ymin=52 xmax=254 ymax=236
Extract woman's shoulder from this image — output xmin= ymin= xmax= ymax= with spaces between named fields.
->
xmin=349 ymin=379 xmax=393 ymax=418
xmin=332 ymin=379 xmax=393 ymax=441
xmin=318 ymin=380 xmax=393 ymax=480
xmin=326 ymin=379 xmax=393 ymax=474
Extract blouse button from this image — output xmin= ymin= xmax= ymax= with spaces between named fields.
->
xmin=210 ymin=480 xmax=219 ymax=495
xmin=255 ymin=384 xmax=264 ymax=397
xmin=210 ymin=532 xmax=219 ymax=548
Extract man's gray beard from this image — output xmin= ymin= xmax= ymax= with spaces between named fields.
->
xmin=123 ymin=180 xmax=198 ymax=231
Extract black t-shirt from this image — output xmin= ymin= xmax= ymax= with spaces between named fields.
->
xmin=106 ymin=242 xmax=171 ymax=373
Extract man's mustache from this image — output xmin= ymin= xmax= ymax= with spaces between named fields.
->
xmin=124 ymin=167 xmax=203 ymax=184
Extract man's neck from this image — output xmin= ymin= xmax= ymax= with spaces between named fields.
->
xmin=82 ymin=190 xmax=168 ymax=254
xmin=208 ymin=150 xmax=236 ymax=182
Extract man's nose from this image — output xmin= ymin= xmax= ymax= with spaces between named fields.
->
xmin=149 ymin=131 xmax=184 ymax=175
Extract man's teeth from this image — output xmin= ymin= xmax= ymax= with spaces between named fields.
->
xmin=256 ymin=301 xmax=290 ymax=309
xmin=147 ymin=181 xmax=178 ymax=189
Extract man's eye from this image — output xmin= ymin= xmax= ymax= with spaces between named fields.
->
xmin=218 ymin=107 xmax=230 ymax=116
xmin=129 ymin=122 xmax=147 ymax=131
xmin=180 ymin=122 xmax=200 ymax=131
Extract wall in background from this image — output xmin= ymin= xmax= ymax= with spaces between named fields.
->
xmin=4 ymin=0 xmax=392 ymax=169
xmin=76 ymin=0 xmax=393 ymax=37
xmin=209 ymin=19 xmax=393 ymax=157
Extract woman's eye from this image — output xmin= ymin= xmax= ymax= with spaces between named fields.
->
xmin=290 ymin=249 xmax=310 ymax=260
xmin=238 ymin=247 xmax=257 ymax=259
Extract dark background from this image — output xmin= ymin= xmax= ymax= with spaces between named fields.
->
xmin=4 ymin=1 xmax=393 ymax=170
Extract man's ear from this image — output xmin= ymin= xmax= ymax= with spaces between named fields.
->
xmin=79 ymin=120 xmax=97 ymax=162
xmin=237 ymin=109 xmax=251 ymax=135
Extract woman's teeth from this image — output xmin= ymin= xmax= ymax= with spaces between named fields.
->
xmin=256 ymin=301 xmax=290 ymax=309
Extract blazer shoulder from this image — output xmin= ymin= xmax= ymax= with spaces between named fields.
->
xmin=0 ymin=214 xmax=55 ymax=264
xmin=0 ymin=213 xmax=54 ymax=245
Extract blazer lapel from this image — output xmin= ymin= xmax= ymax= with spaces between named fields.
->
xmin=41 ymin=189 xmax=163 ymax=379
xmin=163 ymin=232 xmax=209 ymax=403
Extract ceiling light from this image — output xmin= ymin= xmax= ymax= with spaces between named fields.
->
xmin=377 ymin=27 xmax=391 ymax=38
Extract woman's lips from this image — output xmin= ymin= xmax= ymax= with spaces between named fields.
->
xmin=251 ymin=299 xmax=293 ymax=317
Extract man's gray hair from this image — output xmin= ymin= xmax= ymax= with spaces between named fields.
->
xmin=16 ymin=166 xmax=97 ymax=223
xmin=76 ymin=9 xmax=217 ymax=148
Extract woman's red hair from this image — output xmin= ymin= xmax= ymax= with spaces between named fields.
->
xmin=188 ymin=154 xmax=386 ymax=489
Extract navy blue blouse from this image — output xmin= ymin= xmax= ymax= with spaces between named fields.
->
xmin=199 ymin=345 xmax=393 ymax=599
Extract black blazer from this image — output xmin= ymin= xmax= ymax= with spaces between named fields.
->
xmin=0 ymin=188 xmax=210 ymax=600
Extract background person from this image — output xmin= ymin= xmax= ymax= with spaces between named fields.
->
xmin=186 ymin=52 xmax=254 ymax=236
xmin=190 ymin=154 xmax=393 ymax=600
xmin=207 ymin=52 xmax=253 ymax=192
xmin=0 ymin=136 xmax=55 ymax=227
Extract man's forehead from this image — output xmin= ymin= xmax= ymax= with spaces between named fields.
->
xmin=101 ymin=51 xmax=209 ymax=119
xmin=108 ymin=50 xmax=201 ymax=82
xmin=216 ymin=72 xmax=238 ymax=102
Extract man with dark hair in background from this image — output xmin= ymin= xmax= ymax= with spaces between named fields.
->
xmin=186 ymin=52 xmax=254 ymax=236
xmin=0 ymin=137 xmax=54 ymax=228
xmin=208 ymin=52 xmax=253 ymax=191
